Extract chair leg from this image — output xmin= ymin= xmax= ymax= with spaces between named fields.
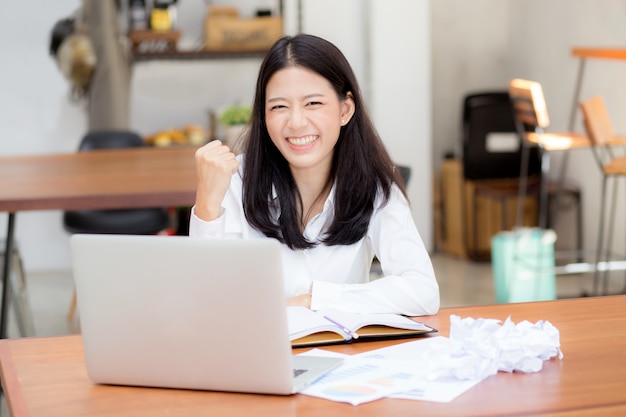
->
xmin=10 ymin=249 xmax=36 ymax=337
xmin=67 ymin=287 xmax=78 ymax=322
xmin=594 ymin=177 xmax=608 ymax=296
xmin=623 ymin=179 xmax=626 ymax=295
xmin=473 ymin=190 xmax=479 ymax=260
xmin=576 ymin=190 xmax=584 ymax=263
xmin=515 ymin=134 xmax=532 ymax=228
xmin=538 ymin=151 xmax=551 ymax=230
xmin=501 ymin=196 xmax=508 ymax=231
xmin=602 ymin=176 xmax=619 ymax=295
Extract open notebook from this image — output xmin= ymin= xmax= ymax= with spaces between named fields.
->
xmin=70 ymin=234 xmax=342 ymax=395
xmin=288 ymin=306 xmax=436 ymax=347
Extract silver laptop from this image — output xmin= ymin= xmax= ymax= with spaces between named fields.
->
xmin=70 ymin=234 xmax=342 ymax=395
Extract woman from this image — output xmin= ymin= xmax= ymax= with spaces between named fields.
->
xmin=190 ymin=34 xmax=439 ymax=316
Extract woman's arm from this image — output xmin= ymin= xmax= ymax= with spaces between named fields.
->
xmin=189 ymin=148 xmax=244 ymax=239
xmin=193 ymin=140 xmax=239 ymax=222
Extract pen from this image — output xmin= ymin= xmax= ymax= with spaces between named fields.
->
xmin=323 ymin=316 xmax=359 ymax=340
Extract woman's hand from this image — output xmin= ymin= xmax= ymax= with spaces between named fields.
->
xmin=194 ymin=140 xmax=239 ymax=221
xmin=287 ymin=292 xmax=312 ymax=308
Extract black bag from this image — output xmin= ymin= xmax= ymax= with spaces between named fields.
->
xmin=49 ymin=16 xmax=76 ymax=57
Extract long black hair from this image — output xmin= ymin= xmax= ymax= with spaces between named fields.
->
xmin=242 ymin=34 xmax=406 ymax=250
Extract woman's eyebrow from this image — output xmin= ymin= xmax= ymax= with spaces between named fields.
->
xmin=267 ymin=93 xmax=325 ymax=103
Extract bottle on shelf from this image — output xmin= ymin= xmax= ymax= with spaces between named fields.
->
xmin=129 ymin=0 xmax=148 ymax=31
xmin=151 ymin=0 xmax=178 ymax=31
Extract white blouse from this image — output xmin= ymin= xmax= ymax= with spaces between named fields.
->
xmin=189 ymin=158 xmax=439 ymax=316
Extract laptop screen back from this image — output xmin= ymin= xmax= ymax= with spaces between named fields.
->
xmin=71 ymin=234 xmax=297 ymax=394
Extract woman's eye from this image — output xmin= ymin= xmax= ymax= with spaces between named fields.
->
xmin=307 ymin=101 xmax=322 ymax=107
xmin=270 ymin=105 xmax=286 ymax=111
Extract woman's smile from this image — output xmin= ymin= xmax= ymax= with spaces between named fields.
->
xmin=287 ymin=135 xmax=319 ymax=147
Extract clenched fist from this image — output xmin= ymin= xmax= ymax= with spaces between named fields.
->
xmin=194 ymin=140 xmax=240 ymax=221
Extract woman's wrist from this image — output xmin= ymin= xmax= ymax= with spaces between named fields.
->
xmin=194 ymin=203 xmax=222 ymax=222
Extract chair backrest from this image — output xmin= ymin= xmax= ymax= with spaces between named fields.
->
xmin=78 ymin=130 xmax=145 ymax=151
xmin=508 ymin=78 xmax=550 ymax=130
xmin=462 ymin=91 xmax=541 ymax=180
xmin=396 ymin=165 xmax=411 ymax=188
xmin=579 ymin=96 xmax=616 ymax=146
xmin=64 ymin=129 xmax=169 ymax=236
xmin=579 ymin=95 xmax=617 ymax=172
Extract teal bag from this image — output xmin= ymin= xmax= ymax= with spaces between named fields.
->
xmin=491 ymin=228 xmax=557 ymax=303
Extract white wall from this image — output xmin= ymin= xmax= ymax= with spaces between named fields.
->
xmin=0 ymin=0 xmax=86 ymax=271
xmin=431 ymin=0 xmax=513 ymax=162
xmin=368 ymin=1 xmax=432 ymax=251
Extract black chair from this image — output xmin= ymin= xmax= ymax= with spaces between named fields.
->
xmin=370 ymin=164 xmax=411 ymax=278
xmin=64 ymin=130 xmax=171 ymax=321
xmin=462 ymin=91 xmax=541 ymax=181
xmin=462 ymin=91 xmax=582 ymax=260
xmin=396 ymin=165 xmax=411 ymax=189
xmin=63 ymin=130 xmax=171 ymax=235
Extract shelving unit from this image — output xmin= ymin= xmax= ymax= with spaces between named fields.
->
xmin=131 ymin=49 xmax=270 ymax=62
xmin=125 ymin=0 xmax=286 ymax=62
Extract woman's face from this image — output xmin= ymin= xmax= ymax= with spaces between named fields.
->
xmin=264 ymin=66 xmax=354 ymax=177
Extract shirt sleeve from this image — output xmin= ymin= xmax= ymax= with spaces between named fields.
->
xmin=310 ymin=186 xmax=440 ymax=316
xmin=188 ymin=206 xmax=225 ymax=238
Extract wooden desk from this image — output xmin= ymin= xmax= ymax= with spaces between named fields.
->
xmin=0 ymin=146 xmax=198 ymax=338
xmin=1 ymin=295 xmax=625 ymax=417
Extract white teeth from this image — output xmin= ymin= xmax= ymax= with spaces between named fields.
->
xmin=287 ymin=135 xmax=318 ymax=146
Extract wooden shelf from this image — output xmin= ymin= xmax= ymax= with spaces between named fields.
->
xmin=128 ymin=30 xmax=269 ymax=61
xmin=131 ymin=49 xmax=269 ymax=62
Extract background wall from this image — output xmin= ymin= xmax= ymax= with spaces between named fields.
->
xmin=0 ymin=0 xmax=86 ymax=272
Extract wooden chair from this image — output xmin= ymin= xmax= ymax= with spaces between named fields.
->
xmin=579 ymin=96 xmax=626 ymax=295
xmin=508 ymin=79 xmax=586 ymax=232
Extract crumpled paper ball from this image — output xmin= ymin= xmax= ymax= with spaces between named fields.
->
xmin=420 ymin=315 xmax=563 ymax=381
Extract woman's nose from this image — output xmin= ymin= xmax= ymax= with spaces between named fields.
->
xmin=287 ymin=108 xmax=307 ymax=129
